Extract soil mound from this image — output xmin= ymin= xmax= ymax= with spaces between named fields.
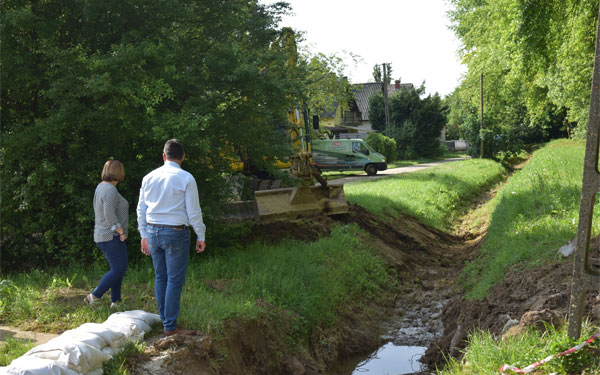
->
xmin=421 ymin=246 xmax=600 ymax=368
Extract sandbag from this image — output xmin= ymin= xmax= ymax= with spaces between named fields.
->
xmin=2 ymin=310 xmax=161 ymax=375
xmin=24 ymin=338 xmax=111 ymax=374
xmin=76 ymin=323 xmax=127 ymax=348
xmin=108 ymin=310 xmax=161 ymax=327
xmin=4 ymin=356 xmax=81 ymax=375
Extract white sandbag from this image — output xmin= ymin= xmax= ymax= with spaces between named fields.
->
xmin=3 ymin=310 xmax=158 ymax=375
xmin=77 ymin=323 xmax=127 ymax=348
xmin=107 ymin=310 xmax=160 ymax=328
xmin=4 ymin=356 xmax=80 ymax=375
xmin=24 ymin=338 xmax=111 ymax=374
xmin=60 ymin=330 xmax=107 ymax=350
xmin=104 ymin=317 xmax=151 ymax=341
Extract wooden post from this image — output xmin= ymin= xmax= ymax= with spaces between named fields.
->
xmin=567 ymin=3 xmax=600 ymax=340
xmin=383 ymin=63 xmax=391 ymax=137
xmin=480 ymin=72 xmax=484 ymax=158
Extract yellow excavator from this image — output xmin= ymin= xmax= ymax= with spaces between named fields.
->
xmin=252 ymin=108 xmax=348 ymax=222
xmin=225 ymin=28 xmax=349 ymax=222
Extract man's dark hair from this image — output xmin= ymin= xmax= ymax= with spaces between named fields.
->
xmin=164 ymin=139 xmax=184 ymax=160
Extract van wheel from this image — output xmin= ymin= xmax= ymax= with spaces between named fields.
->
xmin=365 ymin=164 xmax=378 ymax=176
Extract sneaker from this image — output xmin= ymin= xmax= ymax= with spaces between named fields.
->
xmin=110 ymin=302 xmax=119 ymax=309
xmin=84 ymin=293 xmax=100 ymax=305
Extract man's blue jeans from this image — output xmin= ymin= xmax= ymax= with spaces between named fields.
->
xmin=147 ymin=225 xmax=190 ymax=331
xmin=94 ymin=235 xmax=128 ymax=303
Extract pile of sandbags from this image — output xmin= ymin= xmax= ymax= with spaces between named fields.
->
xmin=1 ymin=310 xmax=161 ymax=375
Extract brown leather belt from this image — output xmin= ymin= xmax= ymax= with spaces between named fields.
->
xmin=148 ymin=223 xmax=186 ymax=230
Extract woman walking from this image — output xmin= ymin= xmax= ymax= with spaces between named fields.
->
xmin=85 ymin=160 xmax=129 ymax=308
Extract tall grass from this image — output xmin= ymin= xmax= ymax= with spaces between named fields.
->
xmin=344 ymin=158 xmax=506 ymax=230
xmin=0 ymin=337 xmax=35 ymax=367
xmin=179 ymin=224 xmax=394 ymax=335
xmin=440 ymin=322 xmax=600 ymax=375
xmin=461 ymin=140 xmax=599 ymax=300
xmin=0 ymin=225 xmax=395 ymax=367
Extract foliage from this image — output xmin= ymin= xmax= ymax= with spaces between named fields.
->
xmin=372 ymin=63 xmax=393 ymax=84
xmin=369 ymin=84 xmax=447 ymax=158
xmin=299 ymin=51 xmax=356 ymax=119
xmin=445 ymin=0 xmax=596 ymax=156
xmin=461 ymin=140 xmax=599 ymax=300
xmin=0 ymin=337 xmax=35 ymax=367
xmin=103 ymin=341 xmax=146 ymax=375
xmin=368 ymin=92 xmax=386 ymax=132
xmin=440 ymin=323 xmax=600 ymax=375
xmin=345 ymin=158 xmax=505 ymax=230
xmin=0 ymin=1 xmax=352 ymax=270
xmin=365 ymin=133 xmax=397 ymax=162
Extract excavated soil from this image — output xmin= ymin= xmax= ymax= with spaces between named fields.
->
xmin=126 ymin=202 xmax=600 ymax=374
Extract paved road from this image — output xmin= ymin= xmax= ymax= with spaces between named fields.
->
xmin=327 ymin=157 xmax=471 ymax=185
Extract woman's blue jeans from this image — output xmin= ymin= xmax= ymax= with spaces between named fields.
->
xmin=147 ymin=225 xmax=190 ymax=331
xmin=93 ymin=235 xmax=128 ymax=303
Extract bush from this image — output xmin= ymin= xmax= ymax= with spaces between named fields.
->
xmin=365 ymin=133 xmax=397 ymax=162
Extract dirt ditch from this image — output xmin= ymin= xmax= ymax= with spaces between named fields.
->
xmin=7 ymin=195 xmax=598 ymax=374
xmin=124 ymin=204 xmax=485 ymax=375
xmin=126 ymin=197 xmax=600 ymax=375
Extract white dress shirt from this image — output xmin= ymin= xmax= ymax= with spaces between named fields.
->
xmin=137 ymin=161 xmax=206 ymax=241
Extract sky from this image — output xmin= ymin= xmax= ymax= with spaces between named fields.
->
xmin=260 ymin=0 xmax=466 ymax=97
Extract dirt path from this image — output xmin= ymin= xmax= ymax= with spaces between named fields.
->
xmin=0 ymin=326 xmax=58 ymax=346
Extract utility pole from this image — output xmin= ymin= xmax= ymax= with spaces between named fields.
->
xmin=567 ymin=3 xmax=600 ymax=340
xmin=383 ymin=63 xmax=391 ymax=137
xmin=480 ymin=72 xmax=484 ymax=158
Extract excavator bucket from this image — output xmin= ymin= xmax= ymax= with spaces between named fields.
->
xmin=253 ymin=152 xmax=349 ymax=222
xmin=254 ymin=183 xmax=348 ymax=222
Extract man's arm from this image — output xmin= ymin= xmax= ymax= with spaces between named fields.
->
xmin=185 ymin=176 xmax=206 ymax=250
xmin=136 ymin=182 xmax=150 ymax=255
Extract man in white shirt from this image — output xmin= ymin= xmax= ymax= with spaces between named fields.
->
xmin=137 ymin=139 xmax=206 ymax=336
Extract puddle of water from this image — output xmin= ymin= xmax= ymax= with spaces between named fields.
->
xmin=351 ymin=343 xmax=426 ymax=375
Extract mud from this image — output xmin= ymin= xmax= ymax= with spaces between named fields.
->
xmin=4 ymin=195 xmax=587 ymax=375
xmin=421 ymin=245 xmax=600 ymax=368
xmin=7 ymin=177 xmax=599 ymax=374
xmin=125 ymin=204 xmax=482 ymax=374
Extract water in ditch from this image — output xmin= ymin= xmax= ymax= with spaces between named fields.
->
xmin=341 ymin=343 xmax=426 ymax=374
xmin=333 ymin=290 xmax=447 ymax=375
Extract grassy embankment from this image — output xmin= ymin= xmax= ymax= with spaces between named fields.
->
xmin=345 ymin=157 xmax=505 ymax=230
xmin=0 ymin=156 xmax=502 ymax=373
xmin=441 ymin=139 xmax=600 ymax=375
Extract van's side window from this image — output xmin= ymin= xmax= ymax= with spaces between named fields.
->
xmin=353 ymin=142 xmax=367 ymax=154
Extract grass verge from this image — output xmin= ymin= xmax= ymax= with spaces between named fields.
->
xmin=0 ymin=225 xmax=396 ymax=370
xmin=344 ymin=158 xmax=505 ymax=231
xmin=460 ymin=140 xmax=599 ymax=300
xmin=439 ymin=322 xmax=600 ymax=375
xmin=0 ymin=337 xmax=35 ymax=367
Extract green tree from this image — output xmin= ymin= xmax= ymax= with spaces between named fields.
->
xmin=446 ymin=0 xmax=596 ymax=155
xmin=372 ymin=64 xmax=382 ymax=82
xmin=369 ymin=85 xmax=446 ymax=158
xmin=0 ymin=0 xmax=298 ymax=269
xmin=365 ymin=132 xmax=397 ymax=162
xmin=368 ymin=93 xmax=386 ymax=132
xmin=372 ymin=63 xmax=393 ymax=84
